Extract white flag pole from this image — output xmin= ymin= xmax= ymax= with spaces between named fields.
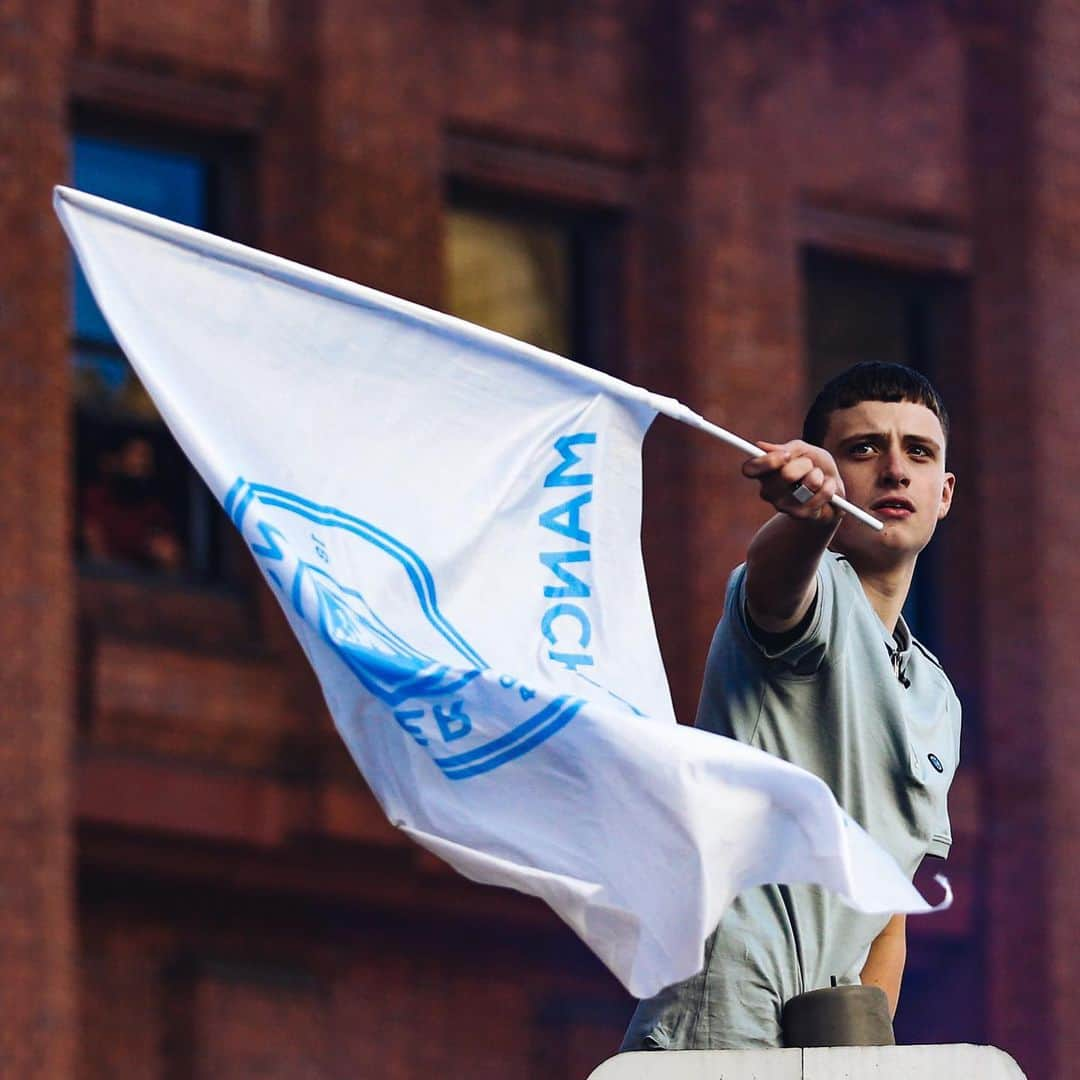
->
xmin=54 ymin=186 xmax=883 ymax=534
xmin=656 ymin=399 xmax=885 ymax=533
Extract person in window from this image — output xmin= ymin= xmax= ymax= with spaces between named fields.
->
xmin=81 ymin=435 xmax=184 ymax=573
xmin=622 ymin=362 xmax=959 ymax=1049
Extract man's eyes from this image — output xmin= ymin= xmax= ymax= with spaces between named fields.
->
xmin=846 ymin=441 xmax=935 ymax=458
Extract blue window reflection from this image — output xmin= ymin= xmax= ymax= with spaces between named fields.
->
xmin=73 ymin=137 xmax=208 ymax=370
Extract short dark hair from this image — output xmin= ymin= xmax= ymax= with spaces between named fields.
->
xmin=802 ymin=361 xmax=950 ymax=447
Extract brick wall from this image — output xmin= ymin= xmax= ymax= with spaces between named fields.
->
xmin=77 ymin=873 xmax=629 ymax=1078
xmin=0 ymin=2 xmax=77 ymax=1076
xmin=1032 ymin=6 xmax=1080 ymax=1074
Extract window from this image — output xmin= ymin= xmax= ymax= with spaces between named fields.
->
xmin=444 ymin=183 xmax=622 ymax=372
xmin=71 ymin=130 xmax=242 ymax=583
xmin=803 ymin=250 xmax=960 ymax=648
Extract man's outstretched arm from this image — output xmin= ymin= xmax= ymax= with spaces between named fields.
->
xmin=741 ymin=440 xmax=845 ymax=633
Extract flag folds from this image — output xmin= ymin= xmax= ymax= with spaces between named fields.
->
xmin=55 ymin=186 xmax=945 ymax=999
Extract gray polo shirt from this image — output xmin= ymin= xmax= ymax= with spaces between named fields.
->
xmin=622 ymin=551 xmax=960 ymax=1050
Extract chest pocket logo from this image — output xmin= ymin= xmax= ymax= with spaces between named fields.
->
xmin=928 ymin=753 xmax=944 ymax=774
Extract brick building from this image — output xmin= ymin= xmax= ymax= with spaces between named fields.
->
xmin=1 ymin=1 xmax=1076 ymax=1077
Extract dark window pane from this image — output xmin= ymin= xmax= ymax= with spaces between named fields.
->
xmin=70 ymin=133 xmax=229 ymax=584
xmin=803 ymin=251 xmax=945 ymax=648
xmin=805 ymin=252 xmax=929 ymax=389
xmin=77 ymin=424 xmax=188 ymax=575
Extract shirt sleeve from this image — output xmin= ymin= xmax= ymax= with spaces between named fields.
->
xmin=721 ymin=553 xmax=842 ymax=675
xmin=926 ymin=834 xmax=952 ymax=859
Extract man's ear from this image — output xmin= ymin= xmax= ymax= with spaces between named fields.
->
xmin=937 ymin=472 xmax=956 ymax=520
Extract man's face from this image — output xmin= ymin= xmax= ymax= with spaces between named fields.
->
xmin=821 ymin=398 xmax=955 ymax=567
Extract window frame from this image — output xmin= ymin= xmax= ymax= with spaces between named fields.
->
xmin=799 ymin=214 xmax=978 ymax=759
xmin=443 ymin=133 xmax=633 ymax=378
xmin=68 ymin=102 xmax=264 ymax=648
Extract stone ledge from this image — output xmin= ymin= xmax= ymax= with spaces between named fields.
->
xmin=589 ymin=1045 xmax=1026 ymax=1080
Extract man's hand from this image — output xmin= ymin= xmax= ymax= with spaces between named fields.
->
xmin=742 ymin=440 xmax=845 ymax=524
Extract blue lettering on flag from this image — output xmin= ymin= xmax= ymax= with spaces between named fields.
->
xmin=538 ymin=493 xmax=591 ymax=543
xmin=547 ymin=651 xmax=594 ymax=671
xmin=538 ymin=433 xmax=597 ymax=673
xmin=394 ymin=708 xmax=428 ymax=746
xmin=539 ymin=550 xmax=591 ymax=598
xmin=434 ymin=700 xmax=471 ymax=742
xmin=543 ymin=433 xmax=596 ymax=487
xmin=541 ymin=603 xmax=591 ymax=648
xmin=226 ymin=478 xmax=584 ymax=781
xmin=250 ymin=521 xmax=286 ymax=561
xmin=535 ymin=434 xmax=644 ymax=710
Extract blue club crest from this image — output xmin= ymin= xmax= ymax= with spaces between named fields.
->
xmin=224 ymin=479 xmax=583 ymax=779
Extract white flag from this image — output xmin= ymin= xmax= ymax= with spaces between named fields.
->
xmin=55 ymin=186 xmax=946 ymax=999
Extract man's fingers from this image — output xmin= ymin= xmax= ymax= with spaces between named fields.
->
xmin=803 ymin=475 xmax=838 ymax=513
xmin=788 ymin=469 xmax=824 ymax=507
xmin=741 ymin=441 xmax=844 ymax=522
xmin=777 ymin=457 xmax=816 ymax=486
xmin=782 ymin=470 xmax=838 ymax=515
xmin=742 ymin=448 xmax=791 ymax=478
xmin=744 ymin=451 xmax=816 ymax=483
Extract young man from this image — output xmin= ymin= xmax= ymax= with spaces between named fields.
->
xmin=622 ymin=361 xmax=960 ymax=1050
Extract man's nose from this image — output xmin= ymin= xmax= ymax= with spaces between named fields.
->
xmin=880 ymin=447 xmax=910 ymax=486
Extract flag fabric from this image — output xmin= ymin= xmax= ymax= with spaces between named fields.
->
xmin=55 ymin=186 xmax=945 ymax=999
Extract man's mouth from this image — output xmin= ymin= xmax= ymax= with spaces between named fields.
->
xmin=871 ymin=496 xmax=915 ymax=519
